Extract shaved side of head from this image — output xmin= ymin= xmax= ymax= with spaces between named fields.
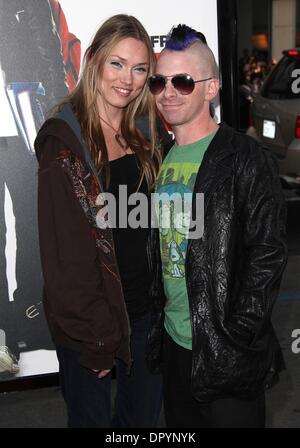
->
xmin=187 ymin=41 xmax=218 ymax=79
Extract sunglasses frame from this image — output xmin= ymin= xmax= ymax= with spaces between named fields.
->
xmin=148 ymin=73 xmax=213 ymax=95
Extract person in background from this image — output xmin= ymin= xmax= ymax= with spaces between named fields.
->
xmin=35 ymin=14 xmax=167 ymax=428
xmin=149 ymin=24 xmax=287 ymax=428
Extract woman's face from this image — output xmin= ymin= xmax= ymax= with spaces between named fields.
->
xmin=98 ymin=37 xmax=149 ymax=111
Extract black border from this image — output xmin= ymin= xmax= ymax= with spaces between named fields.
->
xmin=217 ymin=0 xmax=239 ymax=129
xmin=0 ymin=0 xmax=239 ymax=394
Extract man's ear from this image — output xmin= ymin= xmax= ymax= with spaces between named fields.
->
xmin=205 ymin=79 xmax=219 ymax=101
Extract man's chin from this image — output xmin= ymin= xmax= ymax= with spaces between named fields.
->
xmin=163 ymin=118 xmax=184 ymax=127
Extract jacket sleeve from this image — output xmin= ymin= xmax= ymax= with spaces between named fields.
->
xmin=37 ymin=137 xmax=121 ymax=370
xmin=227 ymin=143 xmax=287 ymax=348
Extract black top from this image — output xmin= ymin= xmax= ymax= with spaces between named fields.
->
xmin=106 ymin=154 xmax=151 ymax=318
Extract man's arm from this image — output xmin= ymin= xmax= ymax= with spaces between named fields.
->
xmin=226 ymin=142 xmax=287 ymax=348
xmin=27 ymin=0 xmax=68 ymax=109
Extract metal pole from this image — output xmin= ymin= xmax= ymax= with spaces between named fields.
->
xmin=217 ymin=0 xmax=239 ymax=129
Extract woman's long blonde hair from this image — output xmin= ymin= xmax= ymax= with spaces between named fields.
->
xmin=59 ymin=14 xmax=161 ymax=189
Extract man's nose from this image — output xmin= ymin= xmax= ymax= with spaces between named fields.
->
xmin=163 ymin=79 xmax=177 ymax=97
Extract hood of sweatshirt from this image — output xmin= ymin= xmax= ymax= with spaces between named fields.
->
xmin=35 ymin=117 xmax=86 ymax=164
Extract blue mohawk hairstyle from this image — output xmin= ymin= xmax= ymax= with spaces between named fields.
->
xmin=165 ymin=24 xmax=207 ymax=51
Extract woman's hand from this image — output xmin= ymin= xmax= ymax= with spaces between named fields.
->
xmin=92 ymin=368 xmax=111 ymax=379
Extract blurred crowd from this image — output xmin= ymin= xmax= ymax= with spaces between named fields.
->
xmin=238 ymin=48 xmax=275 ymax=130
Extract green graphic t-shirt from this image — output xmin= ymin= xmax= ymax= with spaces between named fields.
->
xmin=155 ymin=132 xmax=216 ymax=349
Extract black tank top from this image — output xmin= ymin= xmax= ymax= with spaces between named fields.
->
xmin=105 ymin=154 xmax=151 ymax=318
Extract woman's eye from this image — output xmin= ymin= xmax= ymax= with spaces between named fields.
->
xmin=135 ymin=67 xmax=147 ymax=73
xmin=110 ymin=61 xmax=122 ymax=68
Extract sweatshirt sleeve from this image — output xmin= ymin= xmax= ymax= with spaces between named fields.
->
xmin=37 ymin=136 xmax=121 ymax=370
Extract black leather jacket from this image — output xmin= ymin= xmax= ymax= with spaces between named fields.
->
xmin=147 ymin=122 xmax=287 ymax=402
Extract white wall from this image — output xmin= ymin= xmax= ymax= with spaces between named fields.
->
xmin=59 ymin=0 xmax=219 ymax=58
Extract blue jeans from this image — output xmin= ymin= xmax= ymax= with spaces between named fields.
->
xmin=56 ymin=312 xmax=162 ymax=428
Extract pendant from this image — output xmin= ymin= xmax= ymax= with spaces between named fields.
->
xmin=115 ymin=133 xmax=128 ymax=150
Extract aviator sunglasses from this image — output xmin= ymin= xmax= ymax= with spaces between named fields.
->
xmin=148 ymin=73 xmax=212 ymax=95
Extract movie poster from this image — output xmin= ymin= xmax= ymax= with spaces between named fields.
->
xmin=0 ymin=0 xmax=218 ymax=380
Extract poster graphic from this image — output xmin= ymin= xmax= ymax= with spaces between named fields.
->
xmin=0 ymin=0 xmax=79 ymax=379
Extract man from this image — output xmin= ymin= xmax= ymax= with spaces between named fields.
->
xmin=149 ymin=25 xmax=287 ymax=428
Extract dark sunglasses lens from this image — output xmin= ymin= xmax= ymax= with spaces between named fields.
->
xmin=148 ymin=76 xmax=166 ymax=94
xmin=172 ymin=75 xmax=195 ymax=94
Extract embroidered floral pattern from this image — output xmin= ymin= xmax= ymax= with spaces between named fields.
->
xmin=57 ymin=148 xmax=120 ymax=282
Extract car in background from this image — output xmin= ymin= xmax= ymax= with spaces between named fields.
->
xmin=249 ymin=49 xmax=300 ymax=193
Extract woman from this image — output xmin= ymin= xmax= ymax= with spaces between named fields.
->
xmin=35 ymin=14 xmax=166 ymax=428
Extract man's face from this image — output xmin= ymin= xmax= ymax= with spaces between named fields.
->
xmin=154 ymin=49 xmax=213 ymax=128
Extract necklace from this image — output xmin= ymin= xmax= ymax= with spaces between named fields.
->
xmin=99 ymin=115 xmax=129 ymax=150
